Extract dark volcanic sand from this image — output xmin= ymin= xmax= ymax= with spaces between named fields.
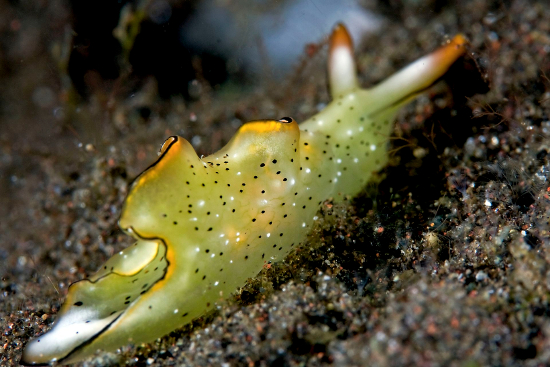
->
xmin=2 ymin=0 xmax=550 ymax=366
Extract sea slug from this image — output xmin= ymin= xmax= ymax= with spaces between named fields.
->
xmin=22 ymin=24 xmax=467 ymax=365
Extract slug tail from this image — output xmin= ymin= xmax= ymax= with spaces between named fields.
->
xmin=328 ymin=23 xmax=359 ymax=98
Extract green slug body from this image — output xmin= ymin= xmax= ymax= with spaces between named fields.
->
xmin=22 ymin=25 xmax=467 ymax=365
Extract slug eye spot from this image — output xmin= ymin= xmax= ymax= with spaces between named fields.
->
xmin=278 ymin=117 xmax=293 ymax=123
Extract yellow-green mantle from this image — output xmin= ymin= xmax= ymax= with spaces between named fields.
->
xmin=22 ymin=24 xmax=467 ymax=365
